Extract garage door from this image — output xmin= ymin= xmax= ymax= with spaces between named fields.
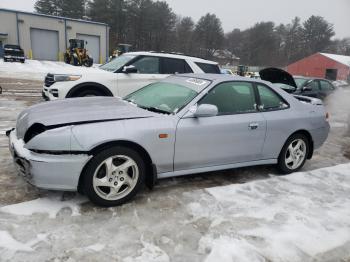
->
xmin=76 ymin=34 xmax=100 ymax=64
xmin=30 ymin=28 xmax=59 ymax=61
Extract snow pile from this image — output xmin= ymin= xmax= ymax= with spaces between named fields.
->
xmin=0 ymin=231 xmax=48 ymax=260
xmin=198 ymin=236 xmax=265 ymax=262
xmin=0 ymin=231 xmax=34 ymax=252
xmin=123 ymin=239 xmax=170 ymax=262
xmin=186 ymin=163 xmax=350 ymax=261
xmin=0 ymin=194 xmax=87 ymax=218
xmin=84 ymin=243 xmax=105 ymax=252
xmin=0 ymin=58 xmax=101 ymax=80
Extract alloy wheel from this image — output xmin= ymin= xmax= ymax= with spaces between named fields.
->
xmin=92 ymin=155 xmax=139 ymax=201
xmin=285 ymin=139 xmax=307 ymax=170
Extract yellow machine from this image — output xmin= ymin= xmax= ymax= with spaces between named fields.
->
xmin=110 ymin=44 xmax=132 ymax=60
xmin=64 ymin=39 xmax=93 ymax=67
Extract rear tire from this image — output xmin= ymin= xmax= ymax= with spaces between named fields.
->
xmin=277 ymin=133 xmax=309 ymax=174
xmin=82 ymin=146 xmax=145 ymax=207
xmin=71 ymin=56 xmax=79 ymax=66
xmin=83 ymin=57 xmax=93 ymax=67
xmin=64 ymin=53 xmax=70 ymax=64
xmin=3 ymin=58 xmax=7 ymax=62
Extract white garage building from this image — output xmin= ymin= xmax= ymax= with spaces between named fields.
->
xmin=0 ymin=8 xmax=109 ymax=63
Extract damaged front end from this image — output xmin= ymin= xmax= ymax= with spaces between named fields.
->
xmin=7 ymin=127 xmax=91 ymax=191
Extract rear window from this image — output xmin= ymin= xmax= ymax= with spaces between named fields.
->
xmin=161 ymin=58 xmax=193 ymax=74
xmin=195 ymin=62 xmax=220 ymax=74
xmin=320 ymin=80 xmax=334 ymax=91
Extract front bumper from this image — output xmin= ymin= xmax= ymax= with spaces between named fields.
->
xmin=4 ymin=55 xmax=25 ymax=61
xmin=42 ymin=85 xmax=58 ymax=101
xmin=8 ymin=129 xmax=91 ymax=191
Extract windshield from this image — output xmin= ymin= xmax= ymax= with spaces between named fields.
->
xmin=100 ymin=55 xmax=136 ymax=72
xmin=294 ymin=77 xmax=308 ymax=88
xmin=124 ymin=82 xmax=198 ymax=114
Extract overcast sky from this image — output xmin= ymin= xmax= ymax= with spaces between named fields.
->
xmin=1 ymin=0 xmax=349 ymax=38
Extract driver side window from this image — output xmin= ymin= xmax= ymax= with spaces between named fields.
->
xmin=306 ymin=80 xmax=319 ymax=91
xmin=199 ymin=82 xmax=257 ymax=115
xmin=131 ymin=56 xmax=160 ymax=74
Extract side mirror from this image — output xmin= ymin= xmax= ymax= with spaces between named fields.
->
xmin=122 ymin=65 xmax=138 ymax=74
xmin=193 ymin=104 xmax=218 ymax=117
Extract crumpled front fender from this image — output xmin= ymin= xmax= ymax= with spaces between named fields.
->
xmin=25 ymin=126 xmax=85 ymax=152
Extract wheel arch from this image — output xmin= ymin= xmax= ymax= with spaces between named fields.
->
xmin=284 ymin=129 xmax=314 ymax=159
xmin=78 ymin=140 xmax=157 ymax=193
xmin=66 ymin=82 xmax=114 ymax=98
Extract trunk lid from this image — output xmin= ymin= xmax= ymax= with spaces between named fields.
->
xmin=259 ymin=68 xmax=297 ymax=90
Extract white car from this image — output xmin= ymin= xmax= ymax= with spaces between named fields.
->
xmin=42 ymin=52 xmax=220 ymax=100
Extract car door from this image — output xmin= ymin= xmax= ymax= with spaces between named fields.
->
xmin=301 ymin=80 xmax=320 ymax=98
xmin=255 ymin=84 xmax=296 ymax=159
xmin=174 ymin=81 xmax=267 ymax=171
xmin=319 ymin=80 xmax=335 ymax=99
xmin=116 ymin=56 xmax=166 ymax=97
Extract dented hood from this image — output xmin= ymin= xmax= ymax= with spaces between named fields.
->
xmin=16 ymin=97 xmax=156 ymax=139
xmin=259 ymin=68 xmax=297 ymax=89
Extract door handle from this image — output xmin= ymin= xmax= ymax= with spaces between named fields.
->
xmin=249 ymin=123 xmax=259 ymax=130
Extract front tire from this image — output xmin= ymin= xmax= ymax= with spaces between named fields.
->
xmin=74 ymin=88 xmax=106 ymax=97
xmin=278 ymin=134 xmax=309 ymax=174
xmin=82 ymin=146 xmax=146 ymax=207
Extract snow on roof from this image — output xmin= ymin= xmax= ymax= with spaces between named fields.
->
xmin=320 ymin=53 xmax=350 ymax=67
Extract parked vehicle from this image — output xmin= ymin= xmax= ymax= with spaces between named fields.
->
xmin=42 ymin=52 xmax=221 ymax=101
xmin=8 ymin=74 xmax=329 ymax=206
xmin=3 ymin=44 xmax=25 ymax=63
xmin=260 ymin=68 xmax=336 ymax=99
xmin=332 ymin=80 xmax=349 ymax=88
xmin=220 ymin=68 xmax=234 ymax=75
xmin=64 ymin=39 xmax=93 ymax=67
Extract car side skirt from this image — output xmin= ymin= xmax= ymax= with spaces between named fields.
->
xmin=157 ymin=159 xmax=277 ymax=179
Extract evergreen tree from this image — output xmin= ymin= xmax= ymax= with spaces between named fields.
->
xmin=194 ymin=13 xmax=224 ymax=59
xmin=34 ymin=0 xmax=62 ymax=16
xmin=60 ymin=0 xmax=86 ymax=19
xmin=302 ymin=16 xmax=335 ymax=56
xmin=175 ymin=16 xmax=195 ymax=54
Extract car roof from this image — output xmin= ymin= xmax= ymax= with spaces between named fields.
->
xmin=294 ymin=76 xmax=331 ymax=82
xmin=125 ymin=51 xmax=218 ymax=64
xmin=169 ymin=73 xmax=267 ymax=84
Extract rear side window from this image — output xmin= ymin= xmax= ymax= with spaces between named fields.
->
xmin=161 ymin=58 xmax=193 ymax=74
xmin=257 ymin=85 xmax=289 ymax=111
xmin=320 ymin=80 xmax=334 ymax=91
xmin=195 ymin=62 xmax=220 ymax=74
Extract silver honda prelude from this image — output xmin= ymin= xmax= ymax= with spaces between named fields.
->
xmin=7 ymin=74 xmax=330 ymax=206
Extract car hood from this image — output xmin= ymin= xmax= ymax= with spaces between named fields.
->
xmin=16 ymin=97 xmax=157 ymax=140
xmin=49 ymin=66 xmax=111 ymax=76
xmin=259 ymin=68 xmax=297 ymax=89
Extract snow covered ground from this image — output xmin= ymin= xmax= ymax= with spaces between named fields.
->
xmin=0 ymin=164 xmax=349 ymax=261
xmin=1 ymin=65 xmax=350 ymax=261
xmin=0 ymin=58 xmax=101 ymax=81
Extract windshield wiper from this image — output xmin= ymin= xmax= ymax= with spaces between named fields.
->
xmin=139 ymin=106 xmax=171 ymax=115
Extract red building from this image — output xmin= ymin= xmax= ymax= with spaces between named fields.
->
xmin=287 ymin=53 xmax=350 ymax=81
